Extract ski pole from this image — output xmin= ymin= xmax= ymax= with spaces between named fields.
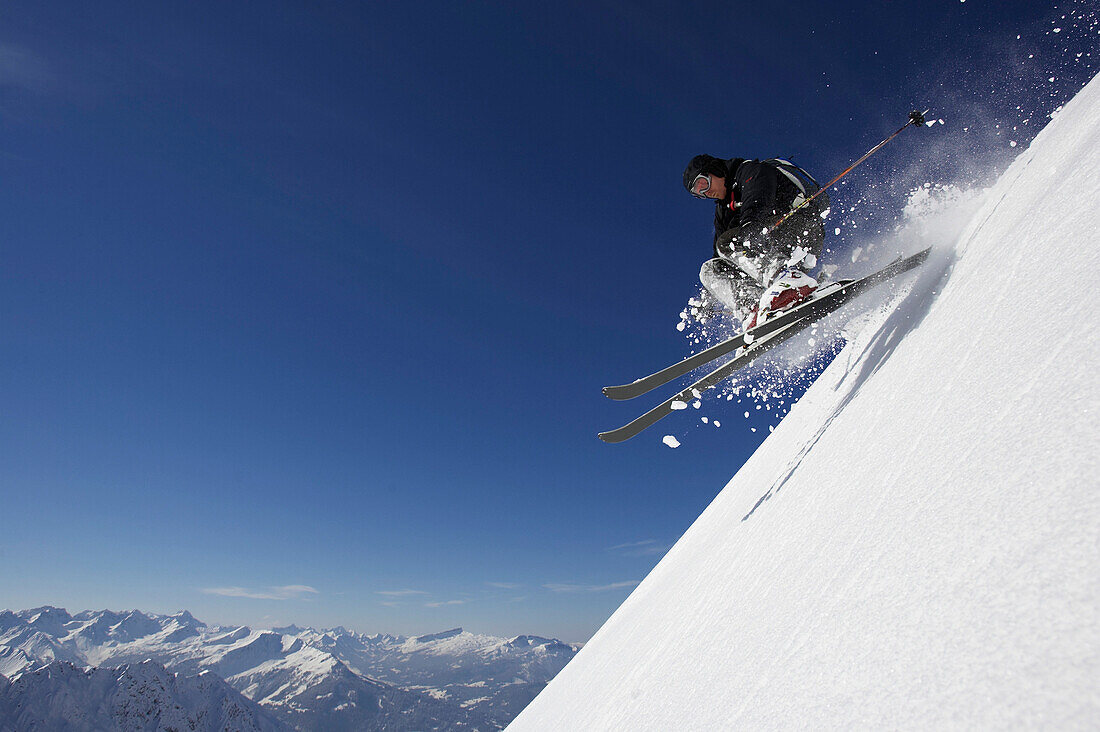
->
xmin=772 ymin=109 xmax=927 ymax=231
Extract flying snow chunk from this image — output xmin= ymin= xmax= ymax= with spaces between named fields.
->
xmin=671 ymin=400 xmax=688 ymax=410
xmin=662 ymin=435 xmax=681 ymax=448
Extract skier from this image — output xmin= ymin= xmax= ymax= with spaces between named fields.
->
xmin=599 ymin=115 xmax=928 ymax=442
xmin=683 ymin=154 xmax=828 ymax=330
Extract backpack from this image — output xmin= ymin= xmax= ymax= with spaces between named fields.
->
xmin=763 ymin=158 xmax=824 ymax=212
xmin=764 ymin=158 xmax=829 ymax=262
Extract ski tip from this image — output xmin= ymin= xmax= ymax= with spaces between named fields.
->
xmin=597 ymin=429 xmax=628 ymax=444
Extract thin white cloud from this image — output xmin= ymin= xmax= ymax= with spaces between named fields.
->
xmin=376 ymin=589 xmax=430 ymax=597
xmin=608 ymin=539 xmax=672 ymax=557
xmin=201 ymin=585 xmax=319 ymax=601
xmin=608 ymin=539 xmax=657 ymax=551
xmin=486 ymin=581 xmax=523 ymax=589
xmin=425 ymin=599 xmax=467 ymax=608
xmin=278 ymin=585 xmax=319 ymax=595
xmin=543 ymin=581 xmax=640 ymax=593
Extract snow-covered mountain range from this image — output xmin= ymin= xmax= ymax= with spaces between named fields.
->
xmin=0 ymin=660 xmax=288 ymax=732
xmin=510 ymin=67 xmax=1100 ymax=732
xmin=0 ymin=606 xmax=577 ymax=730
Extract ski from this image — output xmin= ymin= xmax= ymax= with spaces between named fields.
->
xmin=601 ymin=279 xmax=850 ymax=401
xmin=601 ymin=246 xmax=931 ymax=401
xmin=598 ymin=246 xmax=933 ymax=443
xmin=597 ymin=317 xmax=810 ymax=443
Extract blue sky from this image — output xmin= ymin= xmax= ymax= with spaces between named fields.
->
xmin=0 ymin=0 xmax=1092 ymax=642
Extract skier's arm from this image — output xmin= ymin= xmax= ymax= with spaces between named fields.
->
xmin=712 ymin=160 xmax=780 ymax=258
xmin=713 ymin=203 xmax=745 ymax=258
xmin=720 ymin=160 xmax=800 ymax=261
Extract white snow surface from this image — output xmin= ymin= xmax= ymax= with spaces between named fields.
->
xmin=511 ymin=75 xmax=1100 ymax=729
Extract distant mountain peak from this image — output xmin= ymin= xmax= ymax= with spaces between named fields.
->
xmin=270 ymin=624 xmax=304 ymax=635
xmin=170 ymin=610 xmax=203 ymax=626
xmin=412 ymin=628 xmax=464 ymax=643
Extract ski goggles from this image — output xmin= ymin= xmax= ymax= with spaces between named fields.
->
xmin=689 ymin=173 xmax=712 ymax=199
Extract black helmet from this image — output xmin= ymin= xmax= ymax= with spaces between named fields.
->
xmin=683 ymin=154 xmax=728 ymax=192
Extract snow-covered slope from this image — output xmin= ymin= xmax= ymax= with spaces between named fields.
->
xmin=510 ymin=75 xmax=1100 ymax=730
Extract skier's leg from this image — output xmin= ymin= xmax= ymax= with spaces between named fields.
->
xmin=755 ymin=256 xmax=819 ymax=324
xmin=789 ymin=213 xmax=825 ymax=273
xmin=699 ymin=258 xmax=764 ymax=325
xmin=750 ymin=226 xmax=823 ymax=323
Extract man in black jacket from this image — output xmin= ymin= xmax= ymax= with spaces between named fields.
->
xmin=684 ymin=154 xmax=827 ymax=329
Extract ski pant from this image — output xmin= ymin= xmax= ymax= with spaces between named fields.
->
xmin=701 ymin=206 xmax=825 ymax=321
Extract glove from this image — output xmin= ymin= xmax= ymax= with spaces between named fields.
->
xmin=715 ymin=227 xmax=758 ymax=260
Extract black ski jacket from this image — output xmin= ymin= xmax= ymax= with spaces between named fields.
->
xmin=710 ymin=158 xmax=806 ymax=258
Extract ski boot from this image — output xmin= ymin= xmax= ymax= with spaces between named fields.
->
xmin=751 ymin=269 xmax=818 ymax=328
